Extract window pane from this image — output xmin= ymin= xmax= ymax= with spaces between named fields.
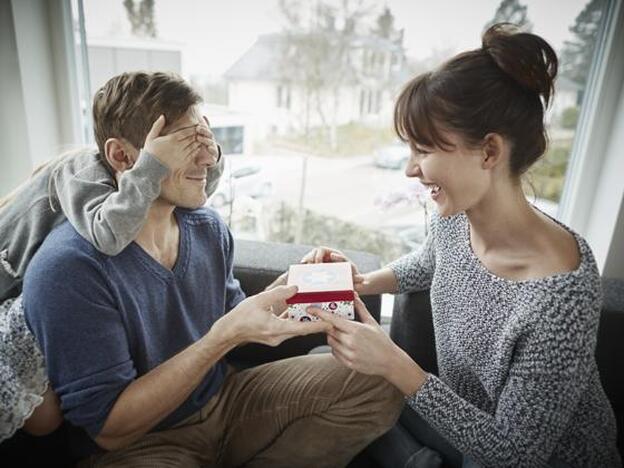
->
xmin=79 ymin=0 xmax=610 ymax=314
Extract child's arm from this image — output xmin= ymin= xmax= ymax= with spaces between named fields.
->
xmin=51 ymin=150 xmax=169 ymax=256
xmin=52 ymin=116 xmax=220 ymax=256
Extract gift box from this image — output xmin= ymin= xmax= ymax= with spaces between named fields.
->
xmin=286 ymin=262 xmax=355 ymax=322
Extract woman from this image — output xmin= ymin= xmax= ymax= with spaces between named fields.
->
xmin=303 ymin=24 xmax=620 ymax=467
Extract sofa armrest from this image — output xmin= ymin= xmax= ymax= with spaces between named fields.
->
xmin=596 ymin=278 xmax=624 ymax=455
xmin=227 ymin=239 xmax=382 ymax=367
xmin=390 ymin=289 xmax=438 ymax=375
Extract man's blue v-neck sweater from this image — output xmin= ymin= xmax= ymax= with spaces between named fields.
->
xmin=23 ymin=208 xmax=246 ymax=443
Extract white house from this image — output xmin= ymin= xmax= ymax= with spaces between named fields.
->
xmin=224 ymin=32 xmax=409 ymax=139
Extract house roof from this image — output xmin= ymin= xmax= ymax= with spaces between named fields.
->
xmin=224 ymin=34 xmax=284 ymax=81
xmin=224 ymin=32 xmax=406 ymax=82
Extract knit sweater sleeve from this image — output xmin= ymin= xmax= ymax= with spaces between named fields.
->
xmin=406 ymin=287 xmax=601 ymax=467
xmin=387 ymin=214 xmax=437 ymax=293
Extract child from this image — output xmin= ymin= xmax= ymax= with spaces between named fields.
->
xmin=0 ymin=111 xmax=222 ymax=442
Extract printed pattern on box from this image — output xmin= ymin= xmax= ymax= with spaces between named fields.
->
xmin=288 ymin=300 xmax=354 ymax=322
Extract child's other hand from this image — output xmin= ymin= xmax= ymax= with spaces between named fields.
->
xmin=200 ymin=116 xmax=220 ymax=166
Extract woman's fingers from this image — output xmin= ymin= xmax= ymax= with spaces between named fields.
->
xmin=353 ymin=294 xmax=376 ymax=325
xmin=329 ymin=252 xmax=348 ymax=262
xmin=308 ymin=307 xmax=352 ymax=332
xmin=300 ymin=248 xmax=316 ymax=264
xmin=327 ymin=335 xmax=354 ymax=367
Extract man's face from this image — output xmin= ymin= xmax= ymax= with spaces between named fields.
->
xmin=159 ymin=106 xmax=216 ymax=209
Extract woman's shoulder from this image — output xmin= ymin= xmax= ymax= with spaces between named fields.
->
xmin=530 ymin=209 xmax=585 ymax=279
xmin=518 ymin=237 xmax=602 ymax=325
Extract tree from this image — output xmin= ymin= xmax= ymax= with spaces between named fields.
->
xmin=485 ymin=0 xmax=533 ymax=32
xmin=373 ymin=7 xmax=394 ymax=39
xmin=123 ymin=0 xmax=157 ymax=38
xmin=277 ymin=0 xmax=375 ymax=149
xmin=560 ymin=0 xmax=606 ymax=87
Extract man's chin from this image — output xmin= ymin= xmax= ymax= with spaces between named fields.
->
xmin=178 ymin=196 xmax=208 ymax=210
xmin=160 ymin=195 xmax=207 ymax=210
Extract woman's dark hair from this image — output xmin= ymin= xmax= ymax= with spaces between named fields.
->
xmin=394 ymin=23 xmax=558 ymax=177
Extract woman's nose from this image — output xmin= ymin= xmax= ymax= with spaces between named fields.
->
xmin=405 ymin=157 xmax=422 ymax=178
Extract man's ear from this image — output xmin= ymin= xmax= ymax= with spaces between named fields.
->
xmin=104 ymin=138 xmax=139 ymax=173
xmin=481 ymin=133 xmax=506 ymax=170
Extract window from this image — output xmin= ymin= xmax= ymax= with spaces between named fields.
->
xmin=212 ymin=126 xmax=244 ymax=155
xmin=76 ymin=0 xmax=613 ymax=315
xmin=276 ymin=84 xmax=291 ymax=109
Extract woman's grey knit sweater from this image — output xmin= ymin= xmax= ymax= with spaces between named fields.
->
xmin=388 ymin=212 xmax=620 ymax=467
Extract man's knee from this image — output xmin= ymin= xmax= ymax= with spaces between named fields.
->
xmin=332 ymin=371 xmax=404 ymax=436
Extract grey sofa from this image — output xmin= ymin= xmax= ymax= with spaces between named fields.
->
xmin=3 ymin=239 xmax=621 ymax=467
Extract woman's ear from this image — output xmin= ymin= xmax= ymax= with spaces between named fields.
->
xmin=104 ymin=138 xmax=139 ymax=173
xmin=481 ymin=133 xmax=506 ymax=170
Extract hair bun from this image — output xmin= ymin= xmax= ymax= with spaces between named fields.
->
xmin=482 ymin=23 xmax=558 ymax=108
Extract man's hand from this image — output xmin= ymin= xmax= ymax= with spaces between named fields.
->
xmin=263 ymin=272 xmax=289 ymax=316
xmin=142 ymin=115 xmax=217 ymax=172
xmin=215 ymin=285 xmax=331 ymax=347
xmin=300 ymin=246 xmax=368 ymax=293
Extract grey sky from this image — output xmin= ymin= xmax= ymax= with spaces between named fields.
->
xmin=83 ymin=0 xmax=590 ymax=79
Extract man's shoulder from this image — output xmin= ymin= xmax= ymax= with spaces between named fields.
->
xmin=27 ymin=221 xmax=105 ymax=275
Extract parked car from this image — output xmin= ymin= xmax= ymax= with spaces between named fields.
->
xmin=209 ymin=159 xmax=273 ymax=208
xmin=373 ymin=142 xmax=410 ymax=170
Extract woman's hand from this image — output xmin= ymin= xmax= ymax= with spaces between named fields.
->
xmin=300 ymin=246 xmax=368 ymax=293
xmin=309 ymin=294 xmax=428 ymax=394
xmin=308 ymin=294 xmax=397 ymax=377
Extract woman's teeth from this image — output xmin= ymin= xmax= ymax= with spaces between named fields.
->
xmin=429 ymin=184 xmax=441 ymax=196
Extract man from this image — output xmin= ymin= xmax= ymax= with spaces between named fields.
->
xmin=24 ymin=72 xmax=403 ymax=467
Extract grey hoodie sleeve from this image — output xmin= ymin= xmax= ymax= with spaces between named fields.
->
xmin=53 ymin=149 xmax=225 ymax=256
xmin=52 ymin=150 xmax=168 ymax=256
xmin=205 ymin=146 xmax=225 ymax=201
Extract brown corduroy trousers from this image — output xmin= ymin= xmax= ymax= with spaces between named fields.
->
xmin=79 ymin=354 xmax=404 ymax=468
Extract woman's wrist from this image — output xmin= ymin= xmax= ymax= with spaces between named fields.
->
xmin=359 ymin=268 xmax=399 ymax=295
xmin=385 ymin=344 xmax=428 ymax=396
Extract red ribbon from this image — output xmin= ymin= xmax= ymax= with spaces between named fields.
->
xmin=286 ymin=290 xmax=354 ymax=305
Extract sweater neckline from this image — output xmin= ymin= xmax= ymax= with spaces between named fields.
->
xmin=127 ymin=210 xmax=190 ymax=281
xmin=459 ymin=208 xmax=590 ymax=286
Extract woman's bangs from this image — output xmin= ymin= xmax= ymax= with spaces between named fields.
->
xmin=394 ymin=74 xmax=453 ymax=150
